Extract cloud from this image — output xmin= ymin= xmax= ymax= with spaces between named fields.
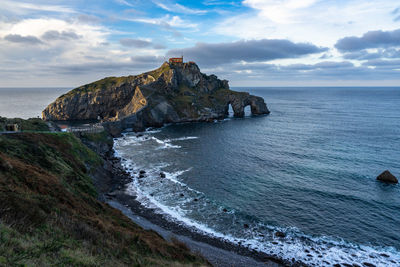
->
xmin=120 ymin=38 xmax=152 ymax=48
xmin=4 ymin=34 xmax=42 ymax=44
xmin=392 ymin=7 xmax=400 ymax=15
xmin=204 ymin=60 xmax=400 ymax=86
xmin=42 ymin=30 xmax=81 ymax=41
xmin=0 ymin=0 xmax=75 ymax=14
xmin=76 ymin=14 xmax=101 ymax=24
xmin=153 ymin=43 xmax=167 ymax=49
xmin=153 ymin=1 xmax=207 ymax=14
xmin=127 ymin=15 xmax=198 ymax=29
xmin=213 ymin=1 xmax=400 ymax=48
xmin=119 ymin=38 xmax=166 ymax=49
xmin=362 ymin=59 xmax=400 ymax=68
xmin=242 ymin=0 xmax=318 ymax=23
xmin=335 ymin=29 xmax=400 ymax=52
xmin=342 ymin=48 xmax=400 ymax=60
xmin=167 ymin=39 xmax=327 ymax=66
xmin=115 ymin=0 xmax=135 ymax=7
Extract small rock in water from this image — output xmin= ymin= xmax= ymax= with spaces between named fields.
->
xmin=275 ymin=231 xmax=286 ymax=238
xmin=333 ymin=264 xmax=341 ymax=267
xmin=139 ymin=170 xmax=146 ymax=174
xmin=362 ymin=263 xmax=376 ymax=267
xmin=180 ymin=193 xmax=184 ymax=197
xmin=136 ymin=134 xmax=143 ymax=138
xmin=243 ymin=224 xmax=249 ymax=229
xmin=380 ymin=253 xmax=390 ymax=258
xmin=160 ymin=172 xmax=166 ymax=178
xmin=352 ymin=264 xmax=361 ymax=267
xmin=376 ymin=170 xmax=398 ymax=184
xmin=342 ymin=263 xmax=353 ymax=267
xmin=193 ymin=198 xmax=198 ymax=202
xmin=223 ymin=208 xmax=228 ymax=212
xmin=139 ymin=174 xmax=145 ymax=178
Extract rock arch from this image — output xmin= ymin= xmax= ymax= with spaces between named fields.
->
xmin=225 ymin=93 xmax=269 ymax=118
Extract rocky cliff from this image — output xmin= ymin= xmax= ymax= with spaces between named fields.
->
xmin=43 ymin=62 xmax=269 ymax=135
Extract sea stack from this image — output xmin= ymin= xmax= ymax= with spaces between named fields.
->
xmin=42 ymin=60 xmax=269 ymax=135
xmin=376 ymin=170 xmax=398 ymax=184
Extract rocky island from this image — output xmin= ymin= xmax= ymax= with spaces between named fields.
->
xmin=42 ymin=60 xmax=269 ymax=135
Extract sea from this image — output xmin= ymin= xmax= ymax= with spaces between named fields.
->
xmin=2 ymin=87 xmax=400 ymax=266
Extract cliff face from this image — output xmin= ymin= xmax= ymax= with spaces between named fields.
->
xmin=43 ymin=62 xmax=269 ymax=134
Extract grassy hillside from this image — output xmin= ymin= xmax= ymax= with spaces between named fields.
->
xmin=0 ymin=132 xmax=207 ymax=266
xmin=0 ymin=117 xmax=49 ymax=132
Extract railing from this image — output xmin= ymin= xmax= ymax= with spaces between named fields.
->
xmin=66 ymin=124 xmax=104 ymax=133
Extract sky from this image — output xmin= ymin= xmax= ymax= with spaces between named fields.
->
xmin=1 ymin=0 xmax=400 ymax=87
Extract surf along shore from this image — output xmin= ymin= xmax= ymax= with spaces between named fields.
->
xmin=79 ymin=129 xmax=286 ymax=267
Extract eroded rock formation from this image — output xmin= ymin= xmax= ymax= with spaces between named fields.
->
xmin=43 ymin=61 xmax=270 ymax=135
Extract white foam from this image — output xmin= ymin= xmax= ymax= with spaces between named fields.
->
xmin=113 ymin=135 xmax=400 ymax=267
xmin=151 ymin=136 xmax=181 ymax=149
xmin=165 ymin=136 xmax=199 ymax=142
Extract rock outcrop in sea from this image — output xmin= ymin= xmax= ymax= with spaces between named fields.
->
xmin=42 ymin=61 xmax=269 ymax=135
xmin=376 ymin=170 xmax=398 ymax=184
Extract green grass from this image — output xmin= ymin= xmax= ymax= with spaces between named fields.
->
xmin=0 ymin=117 xmax=49 ymax=132
xmin=79 ymin=131 xmax=113 ymax=146
xmin=0 ymin=133 xmax=208 ymax=266
xmin=146 ymin=62 xmax=171 ymax=80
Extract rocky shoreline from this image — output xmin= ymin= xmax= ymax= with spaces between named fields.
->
xmin=84 ymin=132 xmax=308 ymax=267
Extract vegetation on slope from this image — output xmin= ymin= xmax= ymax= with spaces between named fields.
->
xmin=0 ymin=117 xmax=49 ymax=132
xmin=0 ymin=132 xmax=207 ymax=266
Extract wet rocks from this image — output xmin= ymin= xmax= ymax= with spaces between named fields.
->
xmin=376 ymin=170 xmax=398 ymax=184
xmin=138 ymin=170 xmax=146 ymax=178
xmin=106 ymin=192 xmax=117 ymax=198
xmin=160 ymin=172 xmax=166 ymax=178
xmin=275 ymin=231 xmax=286 ymax=238
xmin=222 ymin=208 xmax=228 ymax=212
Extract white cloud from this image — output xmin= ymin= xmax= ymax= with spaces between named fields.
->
xmin=115 ymin=0 xmax=135 ymax=8
xmin=0 ymin=17 xmax=164 ymax=86
xmin=243 ymin=0 xmax=318 ymax=23
xmin=153 ymin=1 xmax=207 ymax=15
xmin=127 ymin=14 xmax=198 ymax=29
xmin=214 ymin=0 xmax=400 ymax=48
xmin=0 ymin=0 xmax=75 ymax=15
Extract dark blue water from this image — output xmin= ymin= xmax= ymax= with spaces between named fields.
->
xmin=115 ymin=87 xmax=400 ymax=266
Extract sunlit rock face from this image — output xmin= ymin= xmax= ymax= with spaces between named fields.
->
xmin=43 ymin=61 xmax=270 ymax=134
